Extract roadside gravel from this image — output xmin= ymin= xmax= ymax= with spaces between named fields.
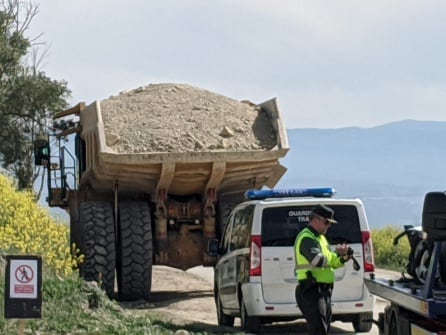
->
xmin=147 ymin=266 xmax=396 ymax=334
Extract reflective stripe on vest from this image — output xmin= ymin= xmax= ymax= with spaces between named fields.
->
xmin=294 ymin=227 xmax=336 ymax=283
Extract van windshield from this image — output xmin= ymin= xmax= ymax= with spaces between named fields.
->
xmin=261 ymin=205 xmax=362 ymax=247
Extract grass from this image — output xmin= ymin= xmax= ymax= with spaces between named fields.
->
xmin=0 ymin=270 xmax=234 ymax=335
xmin=0 ymin=260 xmax=242 ymax=334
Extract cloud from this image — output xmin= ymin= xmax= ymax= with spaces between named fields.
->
xmin=29 ymin=0 xmax=446 ymax=128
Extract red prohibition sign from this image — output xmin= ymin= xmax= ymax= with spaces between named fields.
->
xmin=15 ymin=265 xmax=34 ymax=283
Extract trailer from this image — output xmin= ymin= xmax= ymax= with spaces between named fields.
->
xmin=365 ymin=191 xmax=446 ymax=335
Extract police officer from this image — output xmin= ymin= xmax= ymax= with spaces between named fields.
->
xmin=294 ymin=204 xmax=352 ymax=335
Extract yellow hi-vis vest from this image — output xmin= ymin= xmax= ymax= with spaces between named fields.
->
xmin=294 ymin=227 xmax=344 ymax=283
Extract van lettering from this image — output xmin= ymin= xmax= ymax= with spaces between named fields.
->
xmin=288 ymin=210 xmax=311 ymax=217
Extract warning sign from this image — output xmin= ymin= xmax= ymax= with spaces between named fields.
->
xmin=10 ymin=259 xmax=38 ymax=299
xmin=4 ymin=255 xmax=42 ymax=318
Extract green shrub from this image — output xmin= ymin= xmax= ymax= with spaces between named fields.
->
xmin=0 ymin=174 xmax=80 ymax=275
xmin=372 ymin=225 xmax=411 ymax=272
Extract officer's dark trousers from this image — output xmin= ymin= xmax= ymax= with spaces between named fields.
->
xmin=296 ymin=280 xmax=333 ymax=335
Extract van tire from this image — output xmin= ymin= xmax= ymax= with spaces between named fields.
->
xmin=352 ymin=311 xmax=373 ymax=332
xmin=240 ymin=298 xmax=260 ymax=333
xmin=216 ymin=294 xmax=234 ymax=326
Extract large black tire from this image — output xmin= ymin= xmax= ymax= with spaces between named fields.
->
xmin=413 ymin=239 xmax=435 ymax=284
xmin=352 ymin=312 xmax=373 ymax=333
xmin=79 ymin=201 xmax=116 ymax=298
xmin=117 ymin=201 xmax=153 ymax=301
xmin=240 ymin=297 xmax=260 ymax=333
xmin=215 ymin=292 xmax=234 ymax=327
xmin=422 ymin=192 xmax=446 ymax=240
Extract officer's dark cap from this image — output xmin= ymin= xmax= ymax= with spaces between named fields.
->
xmin=311 ymin=204 xmax=338 ymax=224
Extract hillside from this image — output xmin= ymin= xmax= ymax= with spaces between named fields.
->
xmin=278 ymin=120 xmax=446 ymax=229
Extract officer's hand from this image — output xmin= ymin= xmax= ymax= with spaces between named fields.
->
xmin=335 ymin=244 xmax=350 ymax=257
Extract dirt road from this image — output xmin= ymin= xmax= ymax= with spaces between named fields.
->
xmin=145 ymin=265 xmax=394 ymax=334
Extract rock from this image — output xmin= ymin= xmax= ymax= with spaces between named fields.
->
xmin=105 ymin=133 xmax=120 ymax=146
xmin=219 ymin=126 xmax=234 ymax=138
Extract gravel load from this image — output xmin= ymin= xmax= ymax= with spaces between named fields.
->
xmin=99 ymin=83 xmax=277 ymax=153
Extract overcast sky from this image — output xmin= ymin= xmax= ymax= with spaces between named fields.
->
xmin=28 ymin=0 xmax=446 ymax=129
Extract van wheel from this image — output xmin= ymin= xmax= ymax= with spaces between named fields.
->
xmin=240 ymin=298 xmax=260 ymax=333
xmin=216 ymin=294 xmax=234 ymax=326
xmin=352 ymin=312 xmax=373 ymax=332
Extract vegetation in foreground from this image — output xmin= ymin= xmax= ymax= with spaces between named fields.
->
xmin=0 ymin=266 xmax=240 ymax=335
xmin=0 ymin=174 xmax=238 ymax=334
xmin=0 ymin=173 xmax=413 ymax=334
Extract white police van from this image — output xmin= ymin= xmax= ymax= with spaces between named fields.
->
xmin=210 ymin=188 xmax=375 ymax=333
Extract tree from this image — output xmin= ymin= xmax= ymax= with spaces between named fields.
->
xmin=0 ymin=0 xmax=70 ymax=190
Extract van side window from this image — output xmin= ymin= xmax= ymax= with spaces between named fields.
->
xmin=230 ymin=205 xmax=254 ymax=249
xmin=220 ymin=213 xmax=234 ymax=253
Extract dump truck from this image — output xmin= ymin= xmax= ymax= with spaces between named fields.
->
xmin=35 ymin=83 xmax=289 ymax=301
xmin=365 ymin=191 xmax=446 ymax=334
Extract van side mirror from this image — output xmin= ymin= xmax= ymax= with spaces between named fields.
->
xmin=207 ymin=239 xmax=220 ymax=257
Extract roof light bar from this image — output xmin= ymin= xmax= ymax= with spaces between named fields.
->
xmin=244 ymin=188 xmax=335 ymax=200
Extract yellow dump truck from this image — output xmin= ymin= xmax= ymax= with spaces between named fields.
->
xmin=36 ymin=83 xmax=289 ymax=301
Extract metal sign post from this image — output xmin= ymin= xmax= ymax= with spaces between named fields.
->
xmin=4 ymin=255 xmax=42 ymax=321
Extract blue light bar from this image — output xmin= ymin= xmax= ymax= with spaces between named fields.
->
xmin=244 ymin=188 xmax=335 ymax=200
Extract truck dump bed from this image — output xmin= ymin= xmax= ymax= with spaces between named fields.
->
xmin=78 ymin=83 xmax=289 ymax=197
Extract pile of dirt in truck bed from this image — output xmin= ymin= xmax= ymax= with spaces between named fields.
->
xmin=99 ymin=83 xmax=277 ymax=153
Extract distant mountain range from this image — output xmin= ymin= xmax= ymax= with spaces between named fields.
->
xmin=277 ymin=120 xmax=446 ymax=229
